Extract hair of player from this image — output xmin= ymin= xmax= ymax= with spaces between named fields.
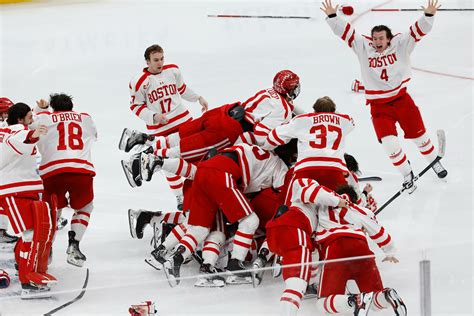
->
xmin=144 ymin=44 xmax=164 ymax=61
xmin=6 ymin=102 xmax=31 ymax=125
xmin=335 ymin=184 xmax=358 ymax=204
xmin=344 ymin=153 xmax=360 ymax=173
xmin=313 ymin=96 xmax=336 ymax=113
xmin=371 ymin=25 xmax=394 ymax=40
xmin=50 ymin=93 xmax=74 ymax=111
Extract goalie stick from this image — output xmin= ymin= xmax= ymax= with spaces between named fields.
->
xmin=44 ymin=268 xmax=89 ymax=315
xmin=358 ymin=176 xmax=382 ymax=182
xmin=375 ymin=130 xmax=446 ymax=215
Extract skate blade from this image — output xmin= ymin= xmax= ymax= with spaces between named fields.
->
xmin=118 ymin=128 xmax=131 ymax=151
xmin=21 ymin=287 xmax=52 ymax=300
xmin=67 ymin=256 xmax=85 ymax=268
xmin=225 ymin=274 xmax=252 ymax=285
xmin=121 ymin=160 xmax=140 ymax=188
xmin=163 ymin=262 xmax=179 ymax=288
xmin=144 ymin=257 xmax=163 ymax=271
xmin=194 ymin=277 xmax=225 ymax=288
xmin=303 ymin=293 xmax=318 ymax=300
xmin=128 ymin=209 xmax=138 ymax=239
xmin=251 ymin=271 xmax=264 ymax=288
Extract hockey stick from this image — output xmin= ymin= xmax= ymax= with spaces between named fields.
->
xmin=372 ymin=8 xmax=474 ymax=12
xmin=375 ymin=130 xmax=446 ymax=215
xmin=358 ymin=176 xmax=382 ymax=182
xmin=207 ymin=14 xmax=311 ymax=19
xmin=44 ymin=268 xmax=89 ymax=315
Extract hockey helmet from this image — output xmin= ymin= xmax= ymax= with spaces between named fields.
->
xmin=273 ymin=70 xmax=300 ymax=100
xmin=0 ymin=97 xmax=13 ymax=114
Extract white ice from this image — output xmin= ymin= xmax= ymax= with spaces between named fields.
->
xmin=0 ymin=0 xmax=472 ymax=315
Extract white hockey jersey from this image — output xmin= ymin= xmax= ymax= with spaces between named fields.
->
xmin=161 ymin=144 xmax=288 ymax=194
xmin=264 ymin=112 xmax=354 ymax=174
xmin=241 ymin=88 xmax=294 ymax=146
xmin=129 ymin=64 xmax=199 ymax=136
xmin=0 ymin=124 xmax=43 ymax=197
xmin=326 ymin=14 xmax=434 ymax=103
xmin=33 ymin=110 xmax=97 ymax=179
xmin=289 ymin=178 xmax=341 ymax=231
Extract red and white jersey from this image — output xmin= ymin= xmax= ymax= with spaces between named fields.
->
xmin=0 ymin=124 xmax=43 ymax=197
xmin=129 ymin=65 xmax=200 ymax=136
xmin=264 ymin=112 xmax=354 ymax=174
xmin=226 ymin=144 xmax=288 ymax=194
xmin=241 ymin=88 xmax=294 ymax=146
xmin=33 ymin=110 xmax=97 ymax=179
xmin=290 ymin=178 xmax=341 ymax=231
xmin=316 ymin=201 xmax=394 ymax=254
xmin=327 ymin=14 xmax=434 ymax=103
xmin=162 ymin=144 xmax=288 ymax=194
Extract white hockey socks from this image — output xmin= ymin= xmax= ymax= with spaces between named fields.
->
xmin=280 ymin=277 xmax=307 ymax=316
xmin=381 ymin=135 xmax=412 ymax=176
xmin=316 ymin=295 xmax=353 ymax=314
xmin=412 ymin=133 xmax=437 ymax=162
xmin=71 ymin=202 xmax=93 ymax=241
xmin=161 ymin=169 xmax=184 ymax=198
xmin=202 ymin=231 xmax=225 ymax=266
xmin=162 ymin=223 xmax=188 ymax=250
xmin=178 ymin=225 xmax=209 ymax=260
xmin=231 ymin=212 xmax=259 ymax=261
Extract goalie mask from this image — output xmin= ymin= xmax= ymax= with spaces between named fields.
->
xmin=273 ymin=70 xmax=300 ymax=101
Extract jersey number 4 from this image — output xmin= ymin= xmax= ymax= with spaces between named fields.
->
xmin=57 ymin=122 xmax=84 ymax=150
xmin=309 ymin=125 xmax=342 ymax=150
xmin=380 ymin=69 xmax=389 ymax=81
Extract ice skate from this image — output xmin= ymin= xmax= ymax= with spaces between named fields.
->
xmin=383 ymin=288 xmax=407 ymax=316
xmin=225 ymin=258 xmax=252 ymax=285
xmin=121 ymin=153 xmax=142 ymax=188
xmin=0 ymin=229 xmax=18 ymax=244
xmin=56 ymin=217 xmax=68 ymax=231
xmin=431 ymin=161 xmax=447 ymax=179
xmin=118 ymin=128 xmax=153 ymax=153
xmin=251 ymin=248 xmax=269 ymax=287
xmin=145 ymin=244 xmax=168 ymax=271
xmin=303 ymin=283 xmax=318 ymax=300
xmin=402 ymin=171 xmax=417 ymax=194
xmin=67 ymin=231 xmax=86 ymax=267
xmin=139 ymin=152 xmax=163 ymax=182
xmin=21 ymin=282 xmax=52 ymax=300
xmin=348 ymin=292 xmax=374 ymax=316
xmin=163 ymin=245 xmax=185 ymax=287
xmin=194 ymin=263 xmax=225 ymax=288
xmin=128 ymin=209 xmax=155 ymax=239
xmin=272 ymin=255 xmax=282 ymax=278
xmin=176 ymin=195 xmax=184 ymax=211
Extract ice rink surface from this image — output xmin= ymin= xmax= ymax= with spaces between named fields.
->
xmin=0 ymin=0 xmax=472 ymax=315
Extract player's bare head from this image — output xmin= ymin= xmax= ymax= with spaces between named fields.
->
xmin=313 ymin=96 xmax=336 ymax=113
xmin=7 ymin=102 xmax=31 ymax=126
xmin=335 ymin=184 xmax=358 ymax=204
xmin=144 ymin=44 xmax=164 ymax=61
xmin=49 ymin=93 xmax=73 ymax=112
xmin=371 ymin=25 xmax=393 ymax=53
xmin=273 ymin=70 xmax=300 ymax=101
xmin=145 ymin=45 xmax=165 ymax=74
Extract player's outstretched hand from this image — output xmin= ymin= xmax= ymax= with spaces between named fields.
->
xmin=382 ymin=256 xmax=399 ymax=263
xmin=199 ymin=96 xmax=208 ymax=112
xmin=153 ymin=113 xmax=168 ymax=125
xmin=320 ymin=0 xmax=338 ymax=16
xmin=36 ymin=99 xmax=49 ymax=109
xmin=32 ymin=124 xmax=48 ymax=138
xmin=422 ymin=0 xmax=441 ymax=15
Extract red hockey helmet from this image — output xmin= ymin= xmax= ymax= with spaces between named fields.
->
xmin=273 ymin=70 xmax=300 ymax=100
xmin=0 ymin=97 xmax=14 ymax=114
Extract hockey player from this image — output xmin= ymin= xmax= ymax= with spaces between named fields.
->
xmin=139 ymin=143 xmax=289 ymax=286
xmin=314 ymin=184 xmax=406 ymax=316
xmin=126 ymin=44 xmax=208 ymax=207
xmin=321 ymin=0 xmax=447 ymax=193
xmin=0 ymin=103 xmax=57 ymax=297
xmin=265 ymin=179 xmax=347 ymax=315
xmin=238 ymin=70 xmax=300 ymax=145
xmin=0 ymin=97 xmax=19 ymax=244
xmin=33 ymin=94 xmax=97 ymax=267
xmin=263 ymin=96 xmax=354 ymax=200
